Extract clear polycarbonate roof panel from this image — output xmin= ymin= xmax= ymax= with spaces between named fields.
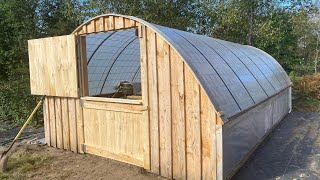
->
xmin=85 ymin=32 xmax=115 ymax=61
xmin=85 ymin=29 xmax=141 ymax=96
xmin=199 ymin=38 xmax=269 ymax=103
xmin=173 ymin=30 xmax=255 ymax=110
xmin=152 ymin=24 xmax=291 ymax=118
xmin=249 ymin=46 xmax=291 ymax=86
xmin=215 ymin=40 xmax=277 ymax=96
xmin=100 ymin=38 xmax=140 ymax=94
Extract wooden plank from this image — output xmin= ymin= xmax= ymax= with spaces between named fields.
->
xmin=82 ymin=100 xmax=147 ymax=114
xmin=28 ymin=40 xmax=38 ymax=93
xmin=87 ymin=20 xmax=96 ymax=33
xmin=147 ymin=28 xmax=160 ymax=174
xmin=28 ymin=35 xmax=79 ymax=97
xmin=43 ymin=97 xmax=51 ymax=146
xmin=83 ymin=108 xmax=94 ymax=147
xmin=200 ymin=89 xmax=217 ymax=179
xmin=140 ymin=25 xmax=151 ymax=170
xmin=85 ymin=145 xmax=144 ymax=167
xmin=107 ymin=111 xmax=115 ymax=153
xmin=216 ymin=124 xmax=223 ymax=180
xmin=81 ymin=96 xmax=142 ymax=105
xmin=61 ymin=98 xmax=70 ymax=150
xmin=55 ymin=97 xmax=63 ymax=149
xmin=80 ymin=36 xmax=89 ymax=96
xmin=82 ymin=25 xmax=87 ymax=34
xmin=184 ymin=65 xmax=201 ymax=179
xmin=106 ymin=16 xmax=115 ymax=30
xmin=99 ymin=110 xmax=108 ymax=148
xmin=124 ymin=18 xmax=135 ymax=28
xmin=68 ymin=98 xmax=78 ymax=152
xmin=104 ymin=17 xmax=109 ymax=31
xmin=114 ymin=111 xmax=121 ymax=152
xmin=96 ymin=17 xmax=104 ymax=32
xmin=75 ymin=98 xmax=84 ymax=153
xmin=171 ymin=51 xmax=186 ymax=179
xmin=48 ymin=97 xmax=57 ymax=147
xmin=157 ymin=36 xmax=172 ymax=178
xmin=115 ymin=16 xmax=125 ymax=29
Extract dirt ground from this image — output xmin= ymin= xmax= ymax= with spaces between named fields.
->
xmin=0 ymin=144 xmax=164 ymax=180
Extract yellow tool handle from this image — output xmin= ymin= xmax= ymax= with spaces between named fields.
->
xmin=13 ymin=96 xmax=45 ymax=141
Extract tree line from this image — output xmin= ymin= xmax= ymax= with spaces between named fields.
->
xmin=0 ymin=0 xmax=319 ymax=125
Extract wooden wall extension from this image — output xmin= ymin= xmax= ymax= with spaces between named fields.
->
xmin=72 ymin=15 xmax=223 ymax=179
xmin=43 ymin=96 xmax=84 ymax=153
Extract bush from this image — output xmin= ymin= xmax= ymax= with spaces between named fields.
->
xmin=0 ymin=76 xmax=42 ymax=128
xmin=291 ymin=73 xmax=320 ymax=99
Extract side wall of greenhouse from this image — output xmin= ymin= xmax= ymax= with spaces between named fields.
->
xmin=222 ymin=87 xmax=291 ymax=179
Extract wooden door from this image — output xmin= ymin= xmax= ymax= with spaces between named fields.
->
xmin=81 ymin=97 xmax=147 ymax=167
xmin=28 ymin=35 xmax=80 ymax=97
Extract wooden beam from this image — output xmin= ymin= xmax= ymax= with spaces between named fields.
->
xmin=147 ymin=28 xmax=160 ymax=174
xmin=48 ymin=97 xmax=57 ymax=147
xmin=216 ymin=124 xmax=223 ymax=180
xmin=157 ymin=35 xmax=172 ymax=178
xmin=82 ymin=100 xmax=147 ymax=114
xmin=43 ymin=97 xmax=51 ymax=146
xmin=61 ymin=98 xmax=71 ymax=150
xmin=171 ymin=51 xmax=186 ymax=180
xmin=140 ymin=25 xmax=151 ymax=170
xmin=81 ymin=97 xmax=142 ymax=105
xmin=68 ymin=98 xmax=78 ymax=152
xmin=85 ymin=145 xmax=144 ymax=167
xmin=184 ymin=65 xmax=201 ymax=179
xmin=200 ymin=89 xmax=217 ymax=179
xmin=55 ymin=97 xmax=63 ymax=149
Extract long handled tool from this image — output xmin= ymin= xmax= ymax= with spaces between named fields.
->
xmin=0 ymin=96 xmax=45 ymax=173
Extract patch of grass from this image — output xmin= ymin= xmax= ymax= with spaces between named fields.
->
xmin=0 ymin=149 xmax=51 ymax=180
xmin=290 ymin=73 xmax=320 ymax=112
xmin=293 ymin=96 xmax=320 ymax=112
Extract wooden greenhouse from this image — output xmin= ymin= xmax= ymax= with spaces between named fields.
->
xmin=28 ymin=14 xmax=292 ymax=180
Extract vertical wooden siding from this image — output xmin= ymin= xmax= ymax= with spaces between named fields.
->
xmin=73 ymin=15 xmax=140 ymax=35
xmin=143 ymin=27 xmax=220 ymax=179
xmin=43 ymin=96 xmax=83 ymax=153
xmin=82 ymin=103 xmax=145 ymax=167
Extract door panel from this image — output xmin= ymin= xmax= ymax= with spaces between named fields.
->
xmin=28 ymin=35 xmax=79 ymax=97
xmin=82 ymin=98 xmax=146 ymax=167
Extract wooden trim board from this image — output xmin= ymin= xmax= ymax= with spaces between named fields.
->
xmin=81 ymin=96 xmax=142 ymax=105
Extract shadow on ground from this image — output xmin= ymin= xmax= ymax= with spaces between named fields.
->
xmin=232 ymin=112 xmax=320 ymax=180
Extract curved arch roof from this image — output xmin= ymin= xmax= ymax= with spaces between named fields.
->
xmin=80 ymin=14 xmax=291 ymax=119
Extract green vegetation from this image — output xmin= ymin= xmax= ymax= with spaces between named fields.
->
xmin=291 ymin=73 xmax=320 ymax=111
xmin=0 ymin=0 xmax=319 ymax=127
xmin=0 ymin=148 xmax=51 ymax=180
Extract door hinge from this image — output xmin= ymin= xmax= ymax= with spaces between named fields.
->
xmin=79 ymin=99 xmax=84 ymax=108
xmin=81 ymin=144 xmax=86 ymax=153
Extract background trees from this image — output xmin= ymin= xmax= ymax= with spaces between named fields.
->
xmin=0 ymin=0 xmax=319 ymax=125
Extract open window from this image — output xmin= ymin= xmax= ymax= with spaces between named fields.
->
xmin=81 ymin=28 xmax=142 ymax=101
